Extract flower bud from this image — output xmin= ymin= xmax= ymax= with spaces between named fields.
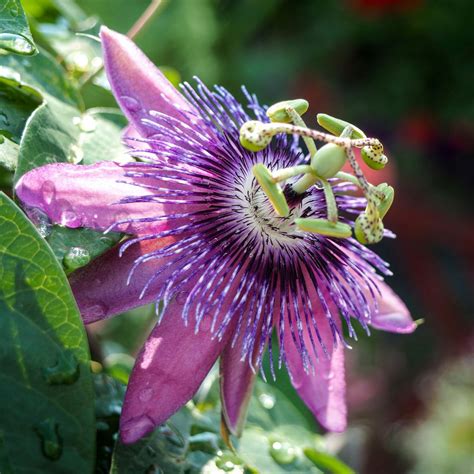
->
xmin=252 ymin=163 xmax=289 ymax=217
xmin=311 ymin=143 xmax=347 ymax=179
xmin=354 ymin=212 xmax=384 ymax=245
xmin=266 ymin=99 xmax=309 ymax=123
xmin=239 ymin=121 xmax=272 ymax=152
xmin=361 ymin=145 xmax=387 ymax=170
xmin=295 ymin=218 xmax=352 ymax=238
xmin=317 ymin=113 xmax=366 ymax=139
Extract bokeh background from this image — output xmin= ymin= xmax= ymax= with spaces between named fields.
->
xmin=18 ymin=0 xmax=474 ymax=472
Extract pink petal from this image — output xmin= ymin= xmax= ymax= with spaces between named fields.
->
xmin=101 ymin=27 xmax=198 ymax=137
xmin=368 ymin=280 xmax=417 ymax=334
xmin=69 ymin=238 xmax=176 ymax=324
xmin=281 ymin=313 xmax=347 ymax=432
xmin=120 ymin=308 xmax=228 ymax=444
xmin=220 ymin=342 xmax=257 ymax=437
xmin=15 ymin=161 xmax=176 ymax=234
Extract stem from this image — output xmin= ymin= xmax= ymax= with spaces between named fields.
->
xmin=127 ymin=0 xmax=163 ymax=39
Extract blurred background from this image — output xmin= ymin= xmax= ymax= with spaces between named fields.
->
xmin=16 ymin=0 xmax=474 ymax=472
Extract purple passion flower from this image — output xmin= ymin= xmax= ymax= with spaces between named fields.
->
xmin=15 ymin=27 xmax=417 ymax=444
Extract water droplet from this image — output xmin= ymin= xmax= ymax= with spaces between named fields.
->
xmin=79 ymin=114 xmax=97 ymax=133
xmin=84 ymin=302 xmax=108 ymax=320
xmin=26 ymin=206 xmax=52 ymax=238
xmin=42 ymin=350 xmax=80 ymax=385
xmin=66 ymin=51 xmax=89 ymax=72
xmin=258 ymin=392 xmax=276 ymax=409
xmin=68 ymin=143 xmax=84 ymax=164
xmin=63 ymin=247 xmax=91 ymax=271
xmin=0 ymin=33 xmax=36 ymax=55
xmin=139 ymin=387 xmax=153 ymax=402
xmin=41 ymin=180 xmax=55 ymax=205
xmin=121 ymin=96 xmax=141 ymax=112
xmin=34 ymin=418 xmax=62 ymax=460
xmin=269 ymin=440 xmax=296 ymax=465
xmin=215 ymin=453 xmax=244 ymax=472
xmin=60 ymin=209 xmax=82 ymax=228
xmin=323 ymin=371 xmax=334 ymax=380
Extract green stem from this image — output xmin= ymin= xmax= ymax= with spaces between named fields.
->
xmin=321 ymin=179 xmax=338 ymax=222
xmin=271 ymin=165 xmax=313 ymax=182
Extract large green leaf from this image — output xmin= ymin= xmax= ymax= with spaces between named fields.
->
xmin=0 ymin=0 xmax=37 ymax=55
xmin=0 ymin=192 xmax=95 ymax=473
xmin=0 ymin=49 xmax=82 ymax=106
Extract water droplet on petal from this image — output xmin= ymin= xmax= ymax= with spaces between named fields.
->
xmin=269 ymin=440 xmax=296 ymax=465
xmin=42 ymin=350 xmax=80 ymax=385
xmin=139 ymin=387 xmax=154 ymax=402
xmin=121 ymin=415 xmax=155 ymax=442
xmin=324 ymin=371 xmax=334 ymax=380
xmin=84 ymin=302 xmax=109 ymax=320
xmin=63 ymin=247 xmax=91 ymax=271
xmin=34 ymin=418 xmax=62 ymax=460
xmin=60 ymin=209 xmax=82 ymax=228
xmin=121 ymin=96 xmax=141 ymax=112
xmin=41 ymin=180 xmax=55 ymax=205
xmin=0 ymin=33 xmax=36 ymax=55
xmin=258 ymin=392 xmax=276 ymax=409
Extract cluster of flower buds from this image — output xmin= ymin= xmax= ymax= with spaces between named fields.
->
xmin=239 ymin=99 xmax=395 ymax=245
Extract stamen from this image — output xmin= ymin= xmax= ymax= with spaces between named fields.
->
xmin=295 ymin=218 xmax=352 ymax=238
xmin=252 ymin=163 xmax=290 ymax=217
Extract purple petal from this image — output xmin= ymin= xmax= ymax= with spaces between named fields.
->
xmin=282 ymin=313 xmax=347 ymax=432
xmin=369 ymin=280 xmax=417 ymax=334
xmin=220 ymin=341 xmax=257 ymax=437
xmin=120 ymin=307 xmax=229 ymax=444
xmin=69 ymin=238 xmax=176 ymax=323
xmin=15 ymin=162 xmax=173 ymax=234
xmin=101 ymin=27 xmax=198 ymax=136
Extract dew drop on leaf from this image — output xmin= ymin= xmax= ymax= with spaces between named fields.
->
xmin=0 ymin=33 xmax=36 ymax=55
xmin=42 ymin=350 xmax=80 ymax=385
xmin=269 ymin=440 xmax=297 ymax=465
xmin=26 ymin=206 xmax=52 ymax=238
xmin=63 ymin=246 xmax=91 ymax=270
xmin=34 ymin=418 xmax=62 ymax=461
xmin=258 ymin=392 xmax=276 ymax=409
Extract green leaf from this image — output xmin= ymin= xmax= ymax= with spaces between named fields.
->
xmin=0 ymin=49 xmax=82 ymax=106
xmin=46 ymin=225 xmax=122 ymax=273
xmin=0 ymin=73 xmax=42 ymax=143
xmin=0 ymin=0 xmax=37 ymax=55
xmin=303 ymin=448 xmax=355 ymax=474
xmin=0 ymin=136 xmax=19 ymax=170
xmin=0 ymin=192 xmax=95 ymax=473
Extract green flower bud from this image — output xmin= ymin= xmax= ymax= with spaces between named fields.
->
xmin=295 ymin=218 xmax=352 ymax=238
xmin=311 ymin=143 xmax=347 ymax=179
xmin=239 ymin=120 xmax=272 ymax=152
xmin=317 ymin=113 xmax=366 ymax=139
xmin=253 ymin=163 xmax=290 ymax=217
xmin=375 ymin=183 xmax=394 ymax=219
xmin=266 ymin=99 xmax=309 ymax=123
xmin=354 ymin=212 xmax=384 ymax=245
xmin=361 ymin=145 xmax=387 ymax=170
